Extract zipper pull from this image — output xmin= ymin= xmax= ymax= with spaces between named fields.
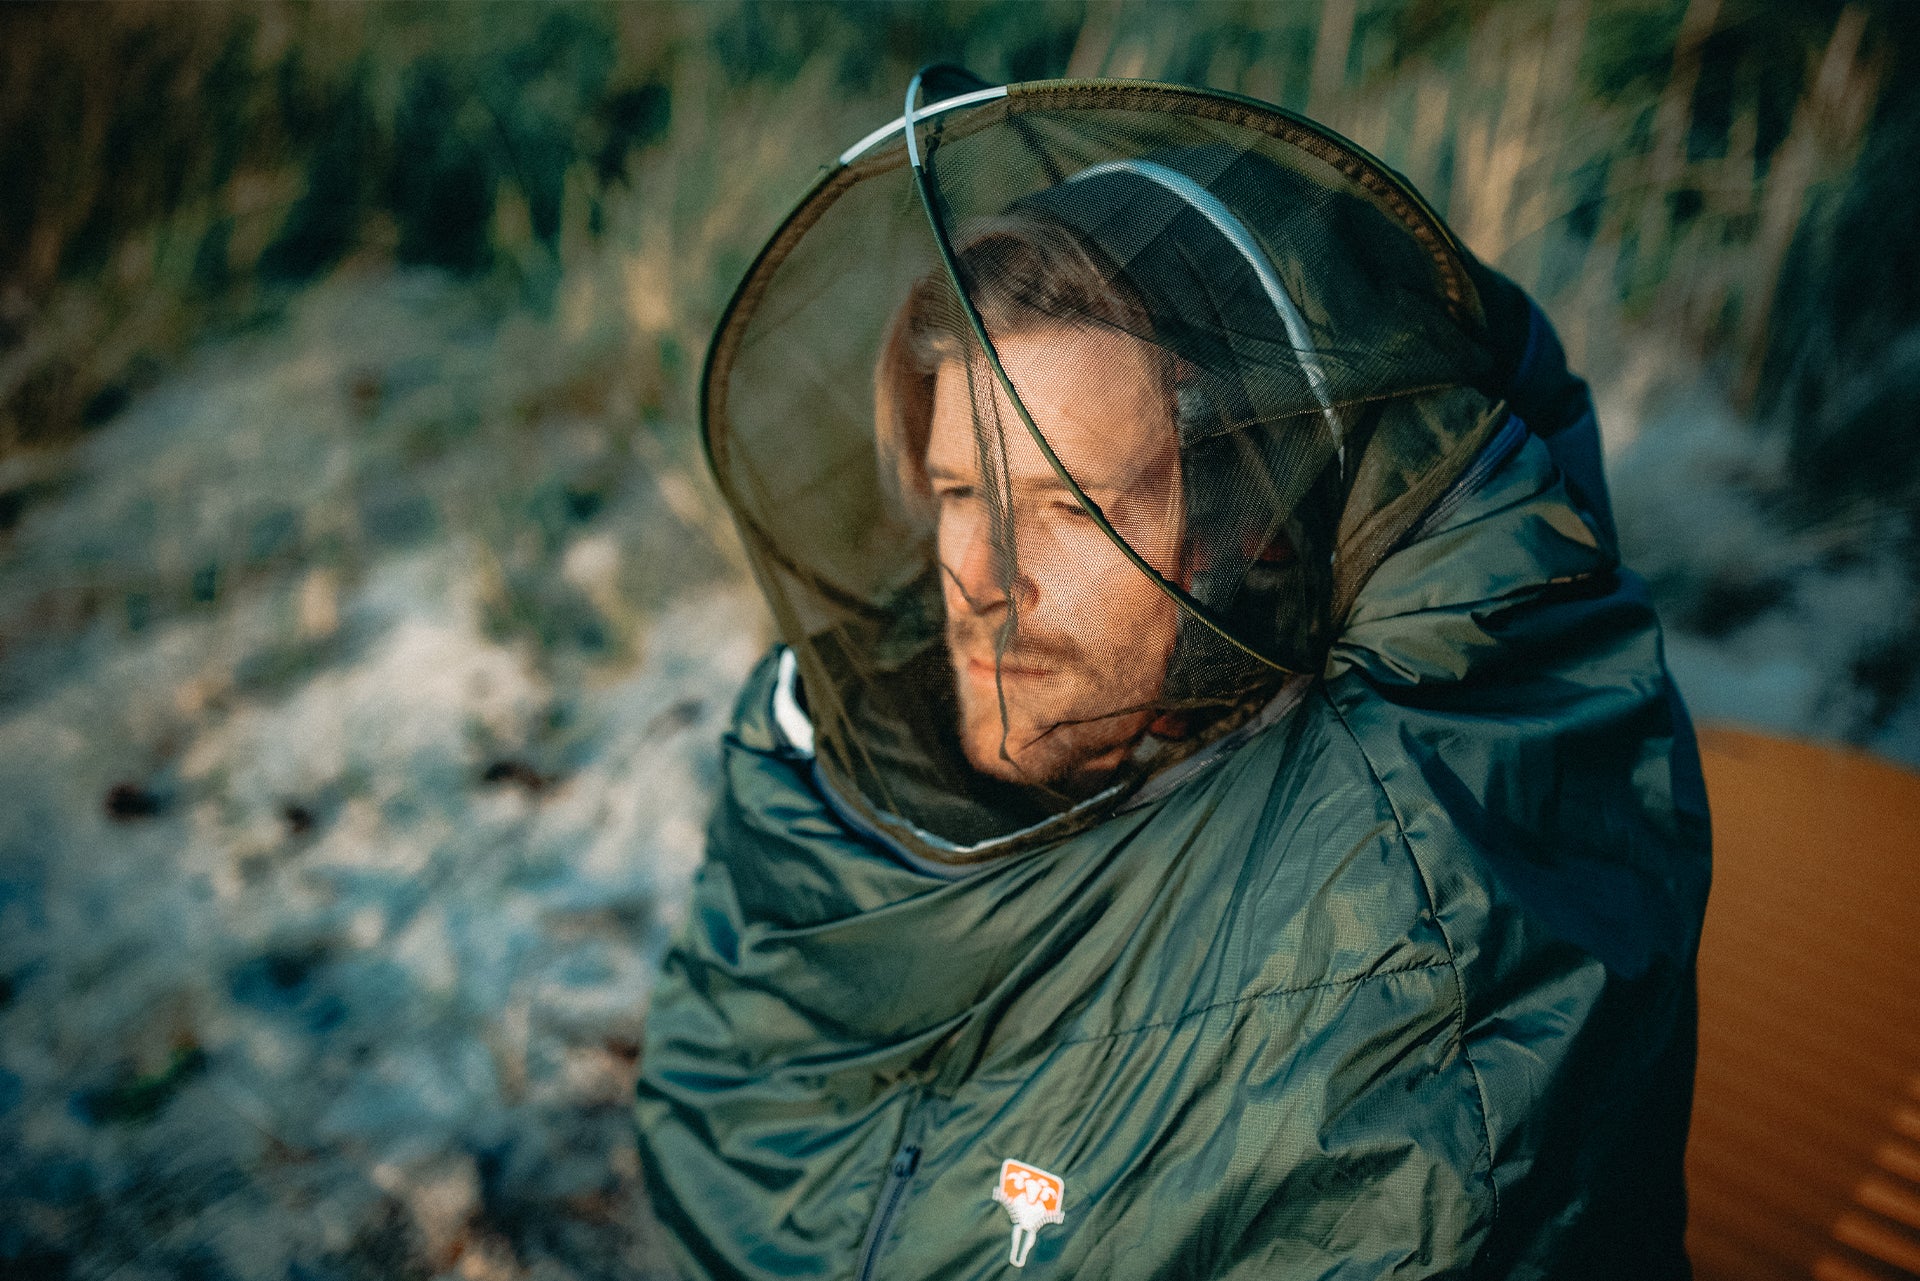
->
xmin=892 ymin=1145 xmax=921 ymax=1177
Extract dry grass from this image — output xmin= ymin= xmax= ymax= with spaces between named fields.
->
xmin=1058 ymin=0 xmax=1883 ymax=402
xmin=0 ymin=0 xmax=1895 ymax=468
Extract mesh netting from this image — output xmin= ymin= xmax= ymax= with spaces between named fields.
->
xmin=705 ymin=80 xmax=1508 ymax=861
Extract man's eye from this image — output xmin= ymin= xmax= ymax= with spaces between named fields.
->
xmin=1052 ymin=499 xmax=1094 ymax=520
xmin=935 ymin=486 xmax=975 ymax=505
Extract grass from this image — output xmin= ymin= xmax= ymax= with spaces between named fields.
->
xmin=0 ymin=1 xmax=1896 ymax=459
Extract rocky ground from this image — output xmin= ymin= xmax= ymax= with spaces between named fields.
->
xmin=0 ymin=274 xmax=760 ymax=1280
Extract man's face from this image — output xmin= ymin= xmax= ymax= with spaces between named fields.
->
xmin=924 ymin=325 xmax=1184 ymax=789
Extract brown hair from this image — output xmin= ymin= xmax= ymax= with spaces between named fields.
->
xmin=873 ymin=213 xmax=1162 ymax=525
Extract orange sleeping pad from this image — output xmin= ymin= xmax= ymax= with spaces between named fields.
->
xmin=1688 ymin=726 xmax=1920 ymax=1281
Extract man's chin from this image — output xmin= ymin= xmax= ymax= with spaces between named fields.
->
xmin=958 ymin=718 xmax=1138 ymax=791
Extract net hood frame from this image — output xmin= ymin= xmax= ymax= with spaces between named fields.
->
xmin=701 ymin=73 xmax=1500 ymax=863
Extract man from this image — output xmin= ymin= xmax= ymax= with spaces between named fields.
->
xmin=884 ymin=215 xmax=1187 ymax=792
xmin=638 ymin=77 xmax=1709 ymax=1280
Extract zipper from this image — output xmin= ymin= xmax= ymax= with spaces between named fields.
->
xmin=854 ymin=1141 xmax=922 ymax=1281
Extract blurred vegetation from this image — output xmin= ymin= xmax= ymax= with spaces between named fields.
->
xmin=1 ymin=0 xmax=1917 ymax=712
xmin=4 ymin=0 xmax=1916 ymax=441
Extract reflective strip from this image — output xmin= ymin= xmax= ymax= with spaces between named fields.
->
xmin=772 ymin=647 xmax=816 ymax=758
xmin=838 ymin=86 xmax=1011 ymax=166
xmin=1065 ymin=158 xmax=1346 ymax=468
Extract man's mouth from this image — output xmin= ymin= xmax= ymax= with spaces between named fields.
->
xmin=965 ymin=654 xmax=1054 ymax=681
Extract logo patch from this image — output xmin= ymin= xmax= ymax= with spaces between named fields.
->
xmin=992 ymin=1159 xmax=1065 ymax=1267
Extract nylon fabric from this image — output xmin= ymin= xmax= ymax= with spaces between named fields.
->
xmin=638 ymin=429 xmax=1708 ymax=1278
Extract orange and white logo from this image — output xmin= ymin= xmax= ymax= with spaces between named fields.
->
xmin=992 ymin=1158 xmax=1065 ymax=1267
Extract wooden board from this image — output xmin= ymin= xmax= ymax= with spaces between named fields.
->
xmin=1688 ymin=727 xmax=1920 ymax=1281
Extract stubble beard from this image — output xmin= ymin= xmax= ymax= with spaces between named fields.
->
xmin=947 ymin=624 xmax=1158 ymax=791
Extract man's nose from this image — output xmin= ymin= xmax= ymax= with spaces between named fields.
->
xmin=946 ymin=524 xmax=1032 ymax=615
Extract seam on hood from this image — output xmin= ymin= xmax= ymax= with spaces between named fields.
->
xmin=1337 ymin=434 xmax=1612 ymax=638
xmin=1341 ymin=567 xmax=1609 ymax=632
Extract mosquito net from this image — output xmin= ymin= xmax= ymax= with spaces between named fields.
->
xmin=704 ymin=75 xmax=1510 ymax=863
